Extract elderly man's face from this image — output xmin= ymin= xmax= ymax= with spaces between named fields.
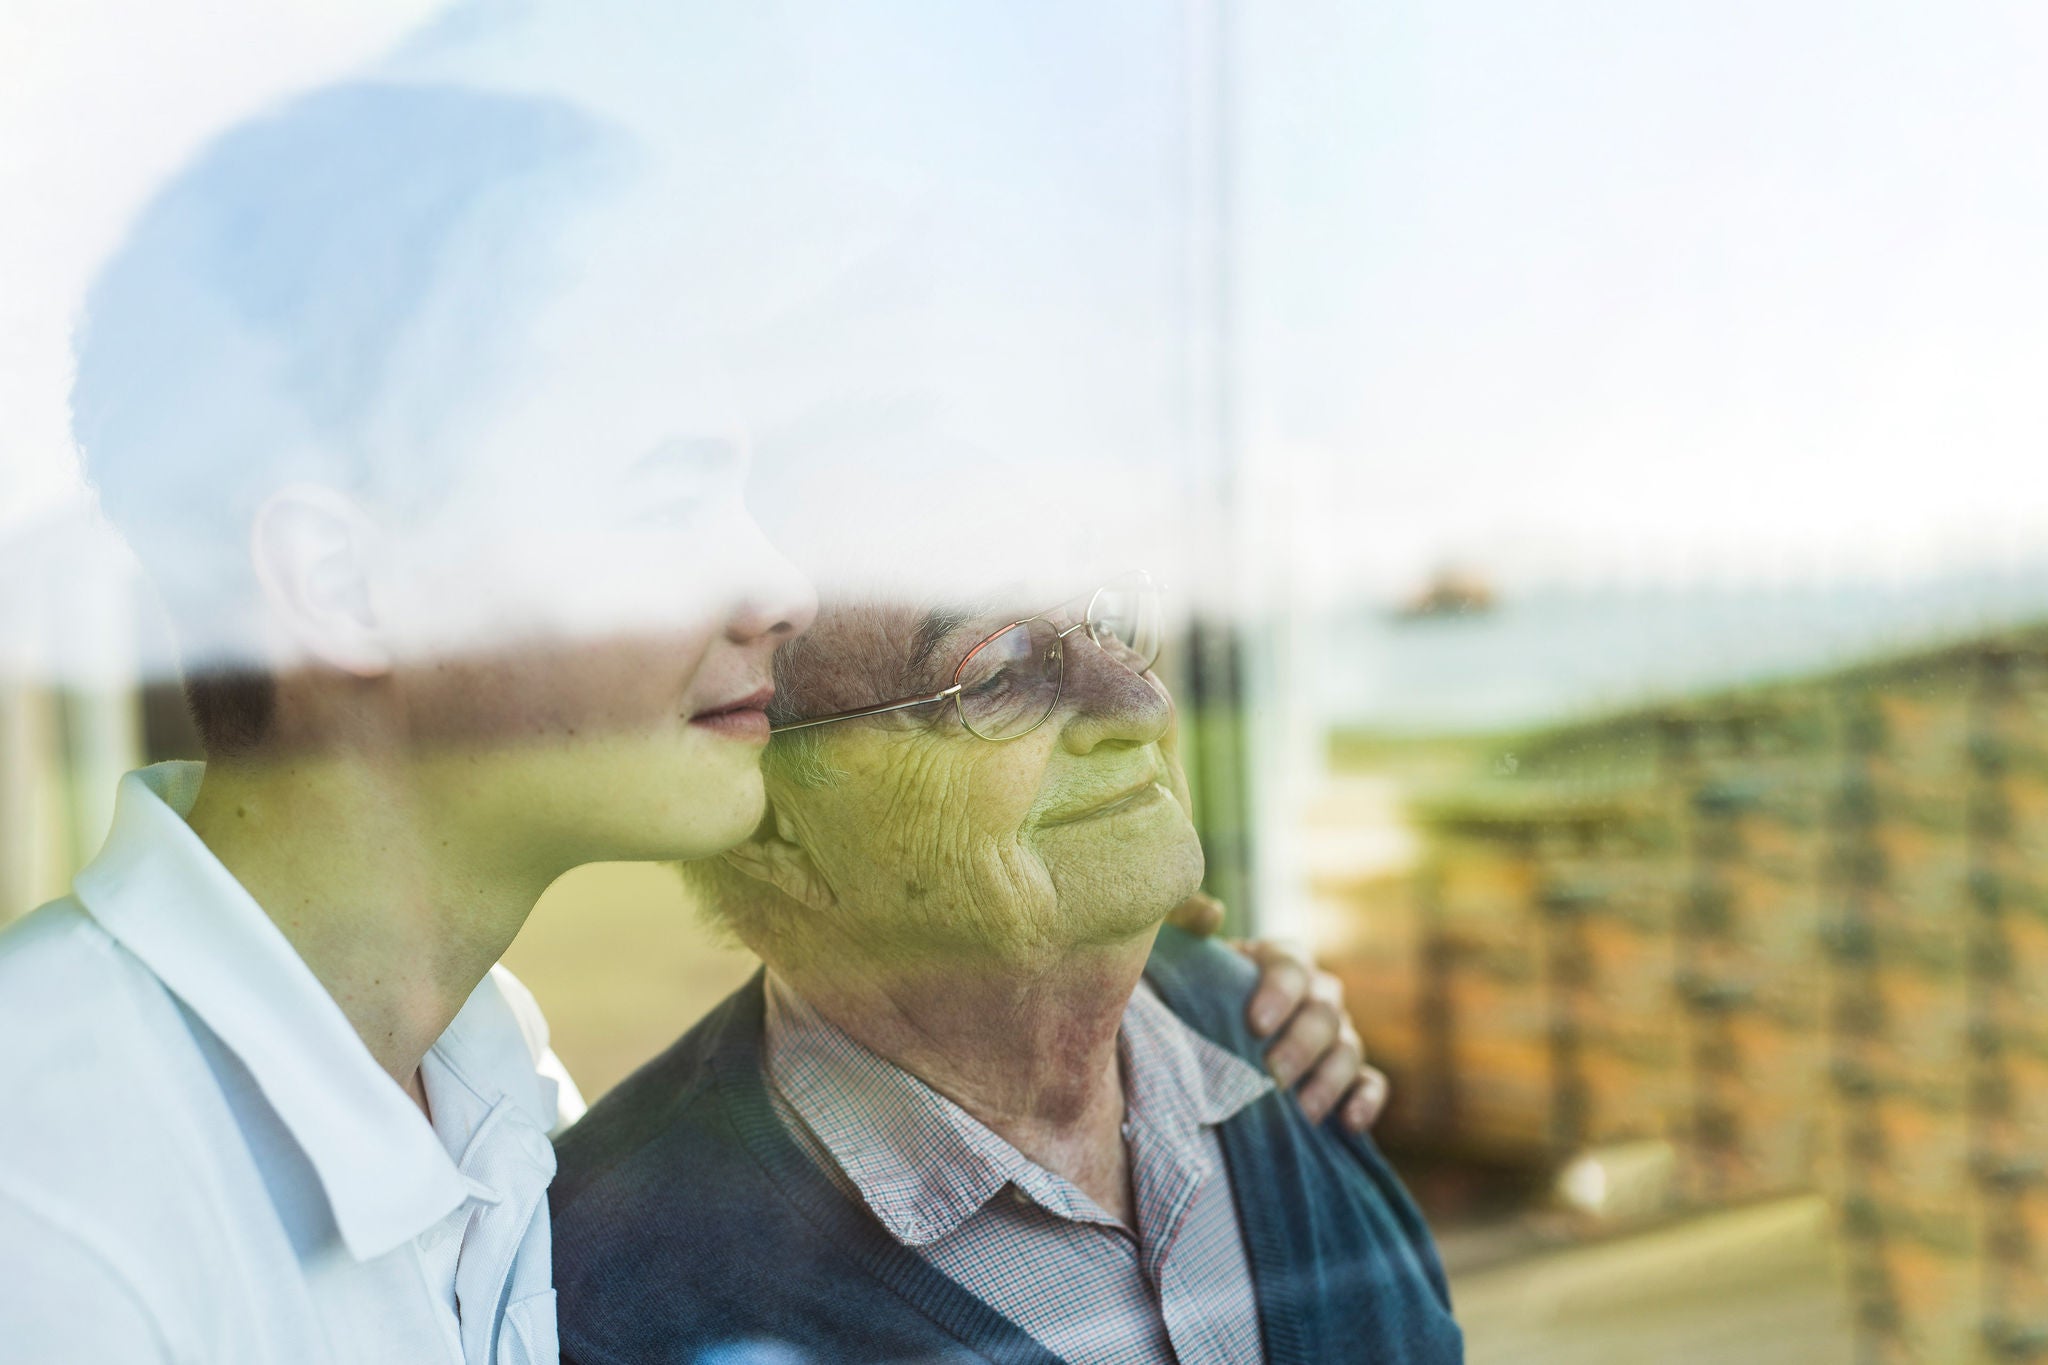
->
xmin=769 ymin=599 xmax=1206 ymax=960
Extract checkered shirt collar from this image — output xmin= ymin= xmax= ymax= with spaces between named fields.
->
xmin=762 ymin=968 xmax=1272 ymax=1248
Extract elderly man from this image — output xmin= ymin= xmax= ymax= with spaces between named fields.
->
xmin=551 ymin=575 xmax=1462 ymax=1364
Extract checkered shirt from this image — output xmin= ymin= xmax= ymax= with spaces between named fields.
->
xmin=762 ymin=971 xmax=1274 ymax=1365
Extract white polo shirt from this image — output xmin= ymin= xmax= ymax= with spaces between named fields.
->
xmin=0 ymin=762 xmax=586 ymax=1365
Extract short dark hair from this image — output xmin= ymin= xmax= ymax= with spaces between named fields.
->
xmin=71 ymin=80 xmax=625 ymax=753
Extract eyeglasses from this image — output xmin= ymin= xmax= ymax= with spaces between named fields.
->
xmin=769 ymin=571 xmax=1165 ymax=742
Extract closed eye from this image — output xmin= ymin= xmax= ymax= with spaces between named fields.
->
xmin=618 ymin=436 xmax=745 ymax=524
xmin=960 ymin=668 xmax=1021 ymax=698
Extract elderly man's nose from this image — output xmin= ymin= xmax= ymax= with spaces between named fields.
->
xmin=1058 ymin=635 xmax=1170 ymax=753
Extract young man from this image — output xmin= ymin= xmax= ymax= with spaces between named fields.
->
xmin=0 ymin=78 xmax=822 ymax=1365
xmin=0 ymin=75 xmax=1385 ymax=1365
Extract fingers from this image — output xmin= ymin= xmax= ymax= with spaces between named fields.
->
xmin=1292 ymin=1041 xmax=1360 ymax=1126
xmin=1261 ymin=972 xmax=1344 ymax=1090
xmin=1278 ymin=1014 xmax=1389 ymax=1131
xmin=1339 ymin=1066 xmax=1391 ymax=1134
xmin=1236 ymin=938 xmax=1391 ymax=1131
xmin=1164 ymin=891 xmax=1227 ymax=938
xmin=1240 ymin=938 xmax=1313 ymax=1037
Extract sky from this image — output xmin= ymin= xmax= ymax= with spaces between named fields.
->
xmin=6 ymin=1 xmax=2048 ymax=607
xmin=1237 ymin=2 xmax=2048 ymax=597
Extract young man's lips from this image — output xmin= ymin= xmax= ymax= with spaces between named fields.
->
xmin=690 ymin=686 xmax=776 ymax=742
xmin=691 ymin=708 xmax=771 ymax=742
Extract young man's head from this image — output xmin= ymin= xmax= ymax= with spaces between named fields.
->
xmin=73 ymin=79 xmax=814 ymax=864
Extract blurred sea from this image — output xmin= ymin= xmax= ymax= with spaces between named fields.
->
xmin=1320 ymin=561 xmax=2048 ymax=736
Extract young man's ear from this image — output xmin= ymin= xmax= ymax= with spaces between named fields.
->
xmin=248 ymin=484 xmax=392 ymax=677
xmin=719 ymin=801 xmax=837 ymax=913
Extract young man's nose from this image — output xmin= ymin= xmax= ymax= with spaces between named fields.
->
xmin=724 ymin=532 xmax=818 ymax=646
xmin=1056 ymin=631 xmax=1171 ymax=754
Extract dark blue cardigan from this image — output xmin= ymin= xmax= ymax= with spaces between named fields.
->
xmin=551 ymin=927 xmax=1464 ymax=1364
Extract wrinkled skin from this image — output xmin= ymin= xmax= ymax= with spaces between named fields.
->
xmin=740 ymin=596 xmax=1388 ymax=1133
xmin=763 ymin=599 xmax=1205 ymax=972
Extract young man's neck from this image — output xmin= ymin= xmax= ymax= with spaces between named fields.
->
xmin=775 ymin=926 xmax=1160 ymax=1226
xmin=184 ymin=749 xmax=564 ymax=1108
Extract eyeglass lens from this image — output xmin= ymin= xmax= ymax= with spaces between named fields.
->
xmin=952 ymin=578 xmax=1162 ymax=741
xmin=1086 ymin=580 xmax=1163 ymax=672
xmin=954 ymin=618 xmax=1064 ymax=740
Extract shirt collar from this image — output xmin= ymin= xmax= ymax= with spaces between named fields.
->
xmin=764 ymin=972 xmax=1025 ymax=1244
xmin=761 ymin=969 xmax=1272 ymax=1248
xmin=1119 ymin=978 xmax=1274 ymax=1134
xmin=72 ymin=762 xmax=548 ymax=1262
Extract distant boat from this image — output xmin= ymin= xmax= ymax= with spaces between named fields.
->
xmin=1394 ymin=569 xmax=1497 ymax=621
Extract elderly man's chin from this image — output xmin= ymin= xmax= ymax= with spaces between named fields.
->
xmin=1038 ymin=790 xmax=1207 ymax=945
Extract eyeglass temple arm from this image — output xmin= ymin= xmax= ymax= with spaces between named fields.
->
xmin=767 ymin=684 xmax=965 ymax=734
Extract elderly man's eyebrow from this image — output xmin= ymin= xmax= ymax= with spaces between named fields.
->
xmin=907 ymin=593 xmax=1013 ymax=673
xmin=909 ymin=608 xmax=978 ymax=679
xmin=904 ymin=582 xmax=1034 ymax=682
